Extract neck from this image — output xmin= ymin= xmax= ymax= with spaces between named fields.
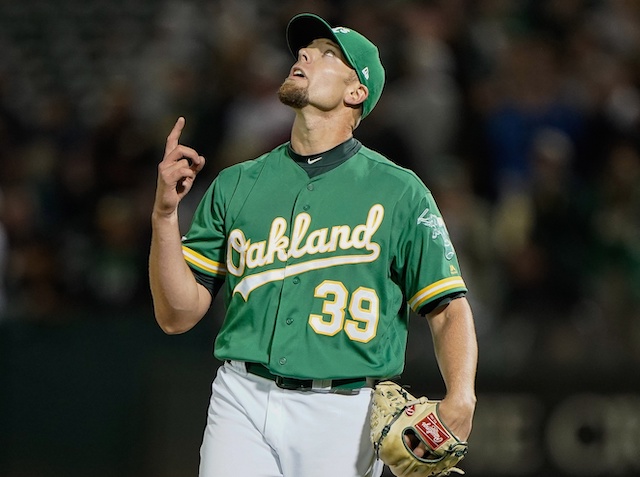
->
xmin=289 ymin=109 xmax=354 ymax=155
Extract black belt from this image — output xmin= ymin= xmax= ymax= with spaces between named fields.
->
xmin=240 ymin=362 xmax=375 ymax=394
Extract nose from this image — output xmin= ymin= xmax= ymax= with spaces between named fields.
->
xmin=297 ymin=47 xmax=311 ymax=63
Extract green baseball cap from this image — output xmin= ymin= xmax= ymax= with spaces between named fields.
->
xmin=286 ymin=13 xmax=386 ymax=120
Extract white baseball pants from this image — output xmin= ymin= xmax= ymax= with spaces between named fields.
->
xmin=199 ymin=360 xmax=384 ymax=477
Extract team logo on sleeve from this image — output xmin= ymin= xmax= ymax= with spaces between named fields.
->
xmin=417 ymin=208 xmax=455 ymax=260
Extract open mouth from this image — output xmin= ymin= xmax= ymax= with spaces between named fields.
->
xmin=291 ymin=67 xmax=306 ymax=79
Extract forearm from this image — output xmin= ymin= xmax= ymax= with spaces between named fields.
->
xmin=427 ymin=297 xmax=478 ymax=403
xmin=149 ymin=211 xmax=209 ymax=334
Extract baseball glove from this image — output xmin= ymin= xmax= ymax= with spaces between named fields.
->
xmin=370 ymin=381 xmax=468 ymax=477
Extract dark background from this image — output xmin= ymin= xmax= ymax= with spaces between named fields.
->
xmin=1 ymin=1 xmax=640 ymax=476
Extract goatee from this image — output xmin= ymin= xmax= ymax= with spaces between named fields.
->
xmin=278 ymin=80 xmax=309 ymax=109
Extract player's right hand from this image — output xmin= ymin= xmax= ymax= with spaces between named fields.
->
xmin=154 ymin=117 xmax=205 ymax=217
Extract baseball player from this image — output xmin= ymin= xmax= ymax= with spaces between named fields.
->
xmin=149 ymin=12 xmax=477 ymax=477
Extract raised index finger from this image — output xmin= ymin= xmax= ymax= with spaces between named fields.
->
xmin=165 ymin=117 xmax=186 ymax=155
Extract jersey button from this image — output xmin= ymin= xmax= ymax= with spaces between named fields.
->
xmin=286 ymin=318 xmax=294 ymax=325
xmin=303 ymin=204 xmax=310 ymax=211
xmin=292 ymin=277 xmax=300 ymax=284
xmin=279 ymin=357 xmax=287 ymax=365
xmin=307 ymin=183 xmax=314 ymax=191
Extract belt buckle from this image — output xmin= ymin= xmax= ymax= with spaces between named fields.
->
xmin=274 ymin=375 xmax=287 ymax=389
xmin=275 ymin=375 xmax=310 ymax=391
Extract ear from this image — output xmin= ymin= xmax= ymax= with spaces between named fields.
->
xmin=344 ymin=83 xmax=369 ymax=108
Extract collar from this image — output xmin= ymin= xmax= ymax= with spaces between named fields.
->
xmin=287 ymin=138 xmax=361 ymax=177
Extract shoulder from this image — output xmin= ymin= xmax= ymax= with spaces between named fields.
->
xmin=355 ymin=144 xmax=429 ymax=192
xmin=216 ymin=143 xmax=289 ymax=184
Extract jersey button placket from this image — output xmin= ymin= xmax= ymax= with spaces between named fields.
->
xmin=269 ymin=182 xmax=316 ymax=374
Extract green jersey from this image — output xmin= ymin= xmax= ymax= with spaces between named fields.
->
xmin=182 ymin=139 xmax=467 ymax=380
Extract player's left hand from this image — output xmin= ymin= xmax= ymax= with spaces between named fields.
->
xmin=403 ymin=395 xmax=475 ymax=458
xmin=438 ymin=395 xmax=475 ymax=441
xmin=371 ymin=382 xmax=470 ymax=476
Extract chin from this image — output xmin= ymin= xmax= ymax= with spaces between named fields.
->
xmin=278 ymin=81 xmax=309 ymax=109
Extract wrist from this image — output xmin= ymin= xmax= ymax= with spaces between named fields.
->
xmin=152 ymin=208 xmax=179 ymax=223
xmin=443 ymin=390 xmax=477 ymax=409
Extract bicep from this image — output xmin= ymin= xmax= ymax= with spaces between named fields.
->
xmin=196 ymin=282 xmax=214 ymax=318
xmin=426 ymin=296 xmax=474 ymax=335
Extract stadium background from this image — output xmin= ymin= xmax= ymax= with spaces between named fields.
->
xmin=1 ymin=0 xmax=639 ymax=476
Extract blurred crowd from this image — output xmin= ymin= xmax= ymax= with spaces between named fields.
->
xmin=0 ymin=0 xmax=639 ymax=374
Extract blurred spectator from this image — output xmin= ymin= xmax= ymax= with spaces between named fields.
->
xmin=501 ymin=128 xmax=591 ymax=313
xmin=91 ymin=81 xmax=157 ymax=197
xmin=589 ymin=141 xmax=640 ymax=348
xmin=482 ymin=34 xmax=587 ymax=198
xmin=214 ymin=43 xmax=293 ymax=170
xmin=87 ymin=194 xmax=149 ymax=310
xmin=385 ymin=1 xmax=464 ymax=182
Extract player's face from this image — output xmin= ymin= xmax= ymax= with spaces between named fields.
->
xmin=279 ymin=38 xmax=359 ymax=113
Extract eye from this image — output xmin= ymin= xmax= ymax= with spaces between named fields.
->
xmin=324 ymin=49 xmax=337 ymax=57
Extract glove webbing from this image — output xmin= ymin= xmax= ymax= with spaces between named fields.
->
xmin=373 ymin=397 xmax=425 ymax=458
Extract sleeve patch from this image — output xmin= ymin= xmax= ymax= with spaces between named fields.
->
xmin=417 ymin=207 xmax=455 ymax=260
